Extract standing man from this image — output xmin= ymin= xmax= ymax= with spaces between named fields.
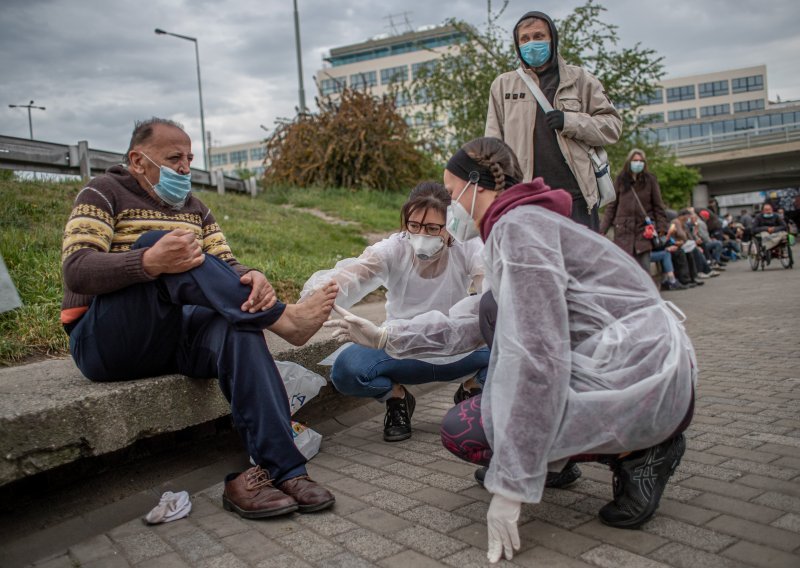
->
xmin=485 ymin=10 xmax=622 ymax=230
xmin=62 ymin=117 xmax=338 ymax=519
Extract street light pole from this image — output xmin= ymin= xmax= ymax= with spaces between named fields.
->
xmin=154 ymin=28 xmax=209 ymax=171
xmin=8 ymin=100 xmax=46 ymax=139
xmin=293 ymin=0 xmax=307 ymax=113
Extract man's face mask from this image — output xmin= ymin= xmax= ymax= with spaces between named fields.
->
xmin=408 ymin=233 xmax=445 ymax=260
xmin=446 ymin=179 xmax=480 ymax=243
xmin=519 ymin=40 xmax=551 ymax=68
xmin=141 ymin=152 xmax=192 ymax=208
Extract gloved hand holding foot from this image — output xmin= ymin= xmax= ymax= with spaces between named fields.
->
xmin=323 ymin=305 xmax=388 ymax=349
xmin=487 ymin=494 xmax=521 ymax=563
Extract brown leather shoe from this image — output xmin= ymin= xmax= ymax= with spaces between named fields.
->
xmin=223 ymin=465 xmax=299 ymax=519
xmin=278 ymin=475 xmax=336 ymax=513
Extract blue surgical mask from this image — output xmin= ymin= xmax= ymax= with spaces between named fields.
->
xmin=519 ymin=40 xmax=551 ymax=68
xmin=630 ymin=160 xmax=645 ymax=174
xmin=762 ymin=213 xmax=774 ymax=218
xmin=141 ymin=153 xmax=192 ymax=207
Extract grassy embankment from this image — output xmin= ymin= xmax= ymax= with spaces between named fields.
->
xmin=0 ymin=179 xmax=406 ymax=365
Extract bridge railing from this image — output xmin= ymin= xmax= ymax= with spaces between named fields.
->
xmin=666 ymin=122 xmax=800 ymax=157
xmin=0 ymin=135 xmax=257 ymax=195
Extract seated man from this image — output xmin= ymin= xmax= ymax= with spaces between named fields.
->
xmin=61 ymin=117 xmax=338 ymax=519
xmin=752 ymin=203 xmax=788 ymax=254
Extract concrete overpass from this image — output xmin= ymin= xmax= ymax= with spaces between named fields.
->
xmin=665 ymin=122 xmax=800 ymax=207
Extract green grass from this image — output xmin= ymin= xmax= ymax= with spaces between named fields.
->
xmin=0 ymin=180 xmax=402 ymax=365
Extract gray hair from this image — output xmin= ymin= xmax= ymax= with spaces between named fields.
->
xmin=124 ymin=117 xmax=185 ymax=164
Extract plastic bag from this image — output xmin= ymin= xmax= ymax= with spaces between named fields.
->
xmin=275 ymin=360 xmax=327 ymax=415
xmin=291 ymin=421 xmax=323 ymax=459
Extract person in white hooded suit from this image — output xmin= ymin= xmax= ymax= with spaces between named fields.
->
xmin=326 ymin=137 xmax=696 ymax=564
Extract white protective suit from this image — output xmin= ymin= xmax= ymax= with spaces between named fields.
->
xmin=302 ymin=233 xmax=484 ymax=362
xmin=382 ymin=206 xmax=697 ymax=503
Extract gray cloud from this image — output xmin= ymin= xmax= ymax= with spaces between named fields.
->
xmin=1 ymin=0 xmax=797 ymax=165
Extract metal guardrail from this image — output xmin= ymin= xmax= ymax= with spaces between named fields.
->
xmin=667 ymin=122 xmax=800 ymax=157
xmin=0 ymin=135 xmax=258 ymax=195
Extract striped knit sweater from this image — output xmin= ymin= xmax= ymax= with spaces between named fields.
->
xmin=61 ymin=165 xmax=252 ymax=324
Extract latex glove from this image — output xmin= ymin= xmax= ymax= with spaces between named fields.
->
xmin=323 ymin=305 xmax=387 ymax=349
xmin=486 ymin=494 xmax=521 ymax=563
xmin=545 ymin=109 xmax=565 ymax=130
xmin=145 ymin=491 xmax=192 ymax=524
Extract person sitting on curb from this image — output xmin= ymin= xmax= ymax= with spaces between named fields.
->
xmin=61 ymin=117 xmax=338 ymax=519
xmin=302 ymin=182 xmax=489 ymax=442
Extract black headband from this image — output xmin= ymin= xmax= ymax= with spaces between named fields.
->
xmin=445 ymin=149 xmax=519 ymax=190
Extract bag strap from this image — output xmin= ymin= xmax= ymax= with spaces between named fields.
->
xmin=628 ymin=180 xmax=652 ymax=223
xmin=514 ymin=67 xmax=604 ymax=170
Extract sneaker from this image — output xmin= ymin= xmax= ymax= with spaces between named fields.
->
xmin=384 ymin=387 xmax=415 ymax=442
xmin=660 ymin=280 xmax=687 ymax=291
xmin=453 ymin=383 xmax=483 ymax=404
xmin=223 ymin=466 xmax=299 ymax=519
xmin=598 ymin=434 xmax=686 ymax=529
xmin=278 ymin=474 xmax=335 ymax=513
xmin=474 ymin=462 xmax=582 ymax=489
xmin=696 ymin=272 xmax=712 ymax=279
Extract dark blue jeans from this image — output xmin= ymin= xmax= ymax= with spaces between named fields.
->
xmin=68 ymin=231 xmax=307 ymax=483
xmin=330 ymin=344 xmax=490 ymax=401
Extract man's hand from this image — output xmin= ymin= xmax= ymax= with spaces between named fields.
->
xmin=487 ymin=494 xmax=521 ymax=563
xmin=323 ymin=305 xmax=387 ymax=349
xmin=240 ymin=271 xmax=277 ymax=312
xmin=142 ymin=229 xmax=204 ymax=277
xmin=767 ymin=227 xmax=775 ymax=234
xmin=545 ymin=110 xmax=565 ymax=130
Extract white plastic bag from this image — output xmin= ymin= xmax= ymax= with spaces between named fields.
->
xmin=275 ymin=360 xmax=327 ymax=415
xmin=291 ymin=421 xmax=323 ymax=459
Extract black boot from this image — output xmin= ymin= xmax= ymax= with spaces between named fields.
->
xmin=598 ymin=434 xmax=686 ymax=529
xmin=383 ymin=387 xmax=415 ymax=442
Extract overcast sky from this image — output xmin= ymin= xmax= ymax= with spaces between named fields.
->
xmin=1 ymin=0 xmax=798 ymax=168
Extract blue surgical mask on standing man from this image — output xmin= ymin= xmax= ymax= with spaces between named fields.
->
xmin=519 ymin=40 xmax=551 ymax=68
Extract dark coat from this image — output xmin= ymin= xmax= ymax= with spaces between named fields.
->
xmin=600 ymin=171 xmax=668 ymax=255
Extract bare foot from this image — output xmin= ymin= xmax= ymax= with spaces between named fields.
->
xmin=267 ymin=281 xmax=338 ymax=346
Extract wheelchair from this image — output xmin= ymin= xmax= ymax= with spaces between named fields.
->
xmin=748 ymin=233 xmax=794 ymax=271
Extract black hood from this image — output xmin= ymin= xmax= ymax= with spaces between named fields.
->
xmin=513 ymin=11 xmax=558 ymax=68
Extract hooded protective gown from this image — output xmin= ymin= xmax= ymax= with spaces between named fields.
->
xmin=302 ymin=233 xmax=484 ymax=363
xmin=382 ymin=206 xmax=697 ymax=503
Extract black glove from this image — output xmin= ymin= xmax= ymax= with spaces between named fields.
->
xmin=545 ymin=110 xmax=565 ymax=130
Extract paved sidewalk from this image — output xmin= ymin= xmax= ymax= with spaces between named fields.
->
xmin=25 ymin=259 xmax=800 ymax=568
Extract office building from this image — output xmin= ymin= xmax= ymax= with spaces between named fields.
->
xmin=315 ymin=23 xmax=466 ymax=127
xmin=209 ymin=140 xmax=267 ymax=178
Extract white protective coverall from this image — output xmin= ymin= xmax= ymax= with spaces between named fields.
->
xmin=382 ymin=206 xmax=697 ymax=503
xmin=302 ymin=233 xmax=484 ymax=363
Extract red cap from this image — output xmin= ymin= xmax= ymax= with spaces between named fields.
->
xmin=699 ymin=210 xmax=710 ymax=220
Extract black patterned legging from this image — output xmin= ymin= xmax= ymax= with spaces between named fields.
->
xmin=440 ymin=393 xmax=695 ymax=466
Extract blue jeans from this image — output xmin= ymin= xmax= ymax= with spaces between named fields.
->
xmin=331 ymin=344 xmax=490 ymax=401
xmin=650 ymin=249 xmax=674 ymax=275
xmin=68 ymin=230 xmax=307 ymax=484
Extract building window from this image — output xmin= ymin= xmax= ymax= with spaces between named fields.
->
xmin=327 ymin=31 xmax=467 ymax=67
xmin=210 ymin=153 xmax=228 ymax=167
xmin=394 ymin=91 xmax=412 ymax=107
xmin=638 ymin=88 xmax=663 ymax=106
xmin=250 ymin=147 xmax=266 ymax=161
xmin=732 ymin=74 xmax=764 ymax=93
xmin=700 ymin=103 xmax=730 ymax=117
xmin=380 ymin=65 xmax=408 ymax=85
xmin=667 ymin=108 xmax=697 ymax=121
xmin=320 ymin=77 xmax=345 ymax=96
xmin=666 ymin=85 xmax=695 ymax=103
xmin=698 ymin=80 xmax=729 ymax=98
xmin=638 ymin=112 xmax=664 ymax=123
xmin=229 ymin=150 xmax=248 ymax=164
xmin=411 ymin=60 xmax=437 ymax=80
xmin=350 ymin=71 xmax=377 ymax=89
xmin=733 ymin=99 xmax=766 ymax=113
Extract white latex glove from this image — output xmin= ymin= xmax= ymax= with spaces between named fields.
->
xmin=323 ymin=305 xmax=387 ymax=349
xmin=144 ymin=491 xmax=192 ymax=524
xmin=486 ymin=494 xmax=521 ymax=563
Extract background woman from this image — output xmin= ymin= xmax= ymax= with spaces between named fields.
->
xmin=600 ymin=148 xmax=668 ymax=272
xmin=303 ymin=182 xmax=488 ymax=442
